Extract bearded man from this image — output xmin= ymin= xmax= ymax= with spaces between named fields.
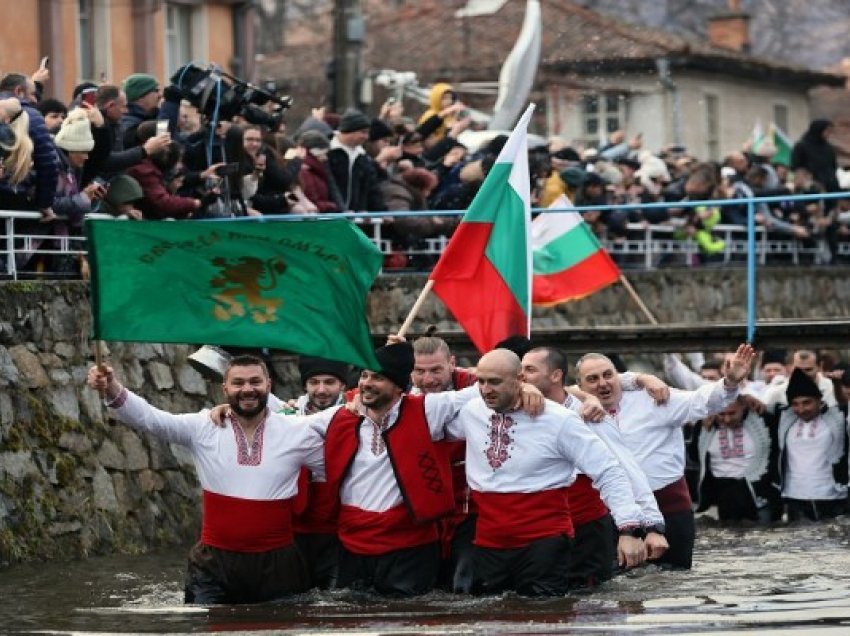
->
xmin=86 ymin=355 xmax=325 ymax=604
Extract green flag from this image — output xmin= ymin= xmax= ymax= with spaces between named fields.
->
xmin=86 ymin=218 xmax=382 ymax=370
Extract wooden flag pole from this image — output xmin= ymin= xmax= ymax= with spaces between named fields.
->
xmin=397 ymin=279 xmax=435 ymax=339
xmin=94 ymin=339 xmax=106 ymax=398
xmin=618 ymin=274 xmax=659 ymax=326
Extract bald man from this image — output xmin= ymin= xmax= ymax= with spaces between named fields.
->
xmin=576 ymin=344 xmax=754 ymax=569
xmin=444 ymin=349 xmax=646 ymax=596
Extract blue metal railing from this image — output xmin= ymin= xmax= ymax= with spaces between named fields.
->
xmin=3 ymin=191 xmax=850 ymax=343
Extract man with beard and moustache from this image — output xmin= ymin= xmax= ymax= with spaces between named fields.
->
xmin=288 ymin=356 xmax=350 ymax=589
xmin=444 ymin=349 xmax=646 ymax=597
xmin=521 ymin=347 xmax=668 ymax=589
xmin=303 ymin=341 xmax=544 ymax=597
xmin=85 ymin=355 xmax=324 ymax=604
xmin=575 ymin=344 xmax=755 ymax=570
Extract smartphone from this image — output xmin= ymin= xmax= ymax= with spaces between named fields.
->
xmin=215 ymin=162 xmax=241 ymax=177
xmin=81 ymin=88 xmax=97 ymax=106
xmin=39 ymin=56 xmax=49 ymax=70
xmin=156 ymin=119 xmax=169 ymax=136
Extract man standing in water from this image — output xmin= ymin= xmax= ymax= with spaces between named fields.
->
xmin=446 ymin=348 xmax=647 ymax=596
xmin=576 ymin=344 xmax=755 ymax=569
xmin=87 ymin=355 xmax=324 ymax=604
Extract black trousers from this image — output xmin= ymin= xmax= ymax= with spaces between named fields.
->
xmin=654 ymin=510 xmax=695 ymax=570
xmin=472 ymin=534 xmax=572 ymax=597
xmin=566 ymin=514 xmax=615 ymax=589
xmin=183 ymin=542 xmax=310 ymax=604
xmin=438 ymin=515 xmax=477 ymax=594
xmin=713 ymin=477 xmax=759 ymax=522
xmin=785 ymin=497 xmax=847 ymax=522
xmin=295 ymin=532 xmax=340 ymax=590
xmin=336 ymin=541 xmax=440 ymax=597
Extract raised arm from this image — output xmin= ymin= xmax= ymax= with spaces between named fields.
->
xmin=86 ymin=365 xmax=200 ymax=446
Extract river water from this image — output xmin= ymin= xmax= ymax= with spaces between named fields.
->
xmin=3 ymin=516 xmax=850 ymax=635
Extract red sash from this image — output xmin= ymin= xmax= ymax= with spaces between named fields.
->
xmin=566 ymin=474 xmax=609 ymax=526
xmin=337 ymin=504 xmax=438 ymax=554
xmin=472 ymin=487 xmax=574 ymax=548
xmin=201 ymin=490 xmax=294 ymax=552
xmin=653 ymin=476 xmax=693 ymax=515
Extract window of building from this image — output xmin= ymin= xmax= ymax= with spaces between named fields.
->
xmin=78 ymin=0 xmax=94 ymax=80
xmin=166 ymin=3 xmax=195 ymax=76
xmin=773 ymin=103 xmax=789 ymax=133
xmin=704 ymin=93 xmax=719 ymax=160
xmin=582 ymin=92 xmax=626 ymax=145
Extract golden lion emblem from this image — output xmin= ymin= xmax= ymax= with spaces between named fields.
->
xmin=210 ymin=256 xmax=287 ymax=324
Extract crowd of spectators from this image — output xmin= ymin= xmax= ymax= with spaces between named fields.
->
xmin=0 ymin=66 xmax=848 ymax=277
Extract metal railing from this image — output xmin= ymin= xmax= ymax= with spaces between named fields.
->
xmin=3 ymin=193 xmax=848 ymax=280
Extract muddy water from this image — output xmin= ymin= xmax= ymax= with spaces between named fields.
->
xmin=3 ymin=518 xmax=850 ymax=634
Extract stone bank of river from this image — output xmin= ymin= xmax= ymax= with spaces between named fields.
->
xmin=3 ymin=519 xmax=850 ymax=634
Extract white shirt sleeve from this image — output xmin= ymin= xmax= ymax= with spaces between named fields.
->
xmin=557 ymin=412 xmax=642 ymax=528
xmin=663 ymin=353 xmax=708 ymax=391
xmin=108 ymin=389 xmax=201 ymax=447
xmin=590 ymin=418 xmax=664 ymax=525
xmin=423 ymin=385 xmax=481 ymax=439
xmin=661 ymin=379 xmax=740 ymax=426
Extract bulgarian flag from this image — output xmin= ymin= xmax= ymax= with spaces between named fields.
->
xmin=428 ymin=104 xmax=535 ymax=353
xmin=532 ymin=195 xmax=621 ymax=305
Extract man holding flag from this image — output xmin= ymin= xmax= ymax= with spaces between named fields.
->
xmin=86 ymin=354 xmax=325 ymax=604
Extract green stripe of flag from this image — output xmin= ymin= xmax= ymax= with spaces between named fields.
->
xmin=532 ymin=221 xmax=602 ymax=275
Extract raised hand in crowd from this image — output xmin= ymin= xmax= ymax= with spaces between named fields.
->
xmin=724 ymin=343 xmax=756 ymax=385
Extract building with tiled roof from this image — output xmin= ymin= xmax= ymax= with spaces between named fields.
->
xmin=262 ymin=0 xmax=845 ymax=160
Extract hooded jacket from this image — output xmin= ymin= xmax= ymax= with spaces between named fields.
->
xmin=791 ymin=119 xmax=839 ymax=192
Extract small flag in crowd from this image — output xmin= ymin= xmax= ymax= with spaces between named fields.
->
xmin=752 ymin=121 xmax=793 ymax=166
xmin=531 ymin=195 xmax=621 ymax=305
xmin=429 ymin=104 xmax=535 ymax=353
xmin=85 ymin=218 xmax=383 ymax=370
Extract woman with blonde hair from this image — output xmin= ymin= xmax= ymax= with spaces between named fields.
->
xmin=0 ymin=97 xmax=33 ymax=187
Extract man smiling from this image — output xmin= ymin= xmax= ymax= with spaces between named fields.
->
xmin=86 ymin=355 xmax=324 ymax=604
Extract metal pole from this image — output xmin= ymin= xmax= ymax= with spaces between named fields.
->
xmin=746 ymin=200 xmax=756 ymax=343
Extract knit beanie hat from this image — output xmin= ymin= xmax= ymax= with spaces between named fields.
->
xmin=54 ymin=108 xmax=94 ymax=152
xmin=369 ymin=118 xmax=394 ymax=142
xmin=123 ymin=73 xmax=159 ymax=102
xmin=100 ymin=175 xmax=143 ymax=216
xmin=761 ymin=350 xmax=787 ymax=366
xmin=374 ymin=341 xmax=414 ymax=390
xmin=401 ymin=167 xmax=437 ymax=192
xmin=560 ymin=167 xmax=586 ymax=189
xmin=338 ymin=109 xmax=371 ymax=133
xmin=298 ymin=129 xmax=331 ymax=151
xmin=298 ymin=356 xmax=349 ymax=386
xmin=785 ymin=368 xmax=822 ymax=402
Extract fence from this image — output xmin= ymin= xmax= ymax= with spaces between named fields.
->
xmin=3 ymin=192 xmax=850 ymax=341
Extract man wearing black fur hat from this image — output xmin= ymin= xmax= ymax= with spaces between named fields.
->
xmin=770 ymin=368 xmax=849 ymax=522
xmin=303 ymin=340 xmax=542 ymax=596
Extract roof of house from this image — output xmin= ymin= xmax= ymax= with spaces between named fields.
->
xmin=363 ymin=0 xmax=844 ymax=88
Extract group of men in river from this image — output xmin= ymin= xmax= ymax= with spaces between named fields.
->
xmin=86 ymin=335 xmax=848 ymax=604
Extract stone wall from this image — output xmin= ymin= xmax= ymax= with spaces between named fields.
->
xmin=1 ymin=268 xmax=848 ymax=565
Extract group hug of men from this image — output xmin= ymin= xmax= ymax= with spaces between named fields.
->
xmin=86 ymin=336 xmax=759 ymax=603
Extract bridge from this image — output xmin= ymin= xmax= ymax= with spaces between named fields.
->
xmin=377 ymin=319 xmax=850 ymax=356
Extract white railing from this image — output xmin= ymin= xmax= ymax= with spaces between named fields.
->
xmin=0 ymin=209 xmax=842 ymax=280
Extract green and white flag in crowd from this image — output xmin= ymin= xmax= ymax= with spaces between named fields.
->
xmin=752 ymin=121 xmax=793 ymax=166
xmin=86 ymin=218 xmax=383 ymax=370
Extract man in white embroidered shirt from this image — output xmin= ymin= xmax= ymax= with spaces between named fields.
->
xmin=445 ymin=348 xmax=646 ymax=597
xmin=86 ymin=355 xmax=325 ymax=604
xmin=576 ymin=343 xmax=754 ymax=570
xmin=773 ymin=368 xmax=848 ymax=521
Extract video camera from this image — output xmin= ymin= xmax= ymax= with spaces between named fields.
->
xmin=170 ymin=64 xmax=293 ymax=130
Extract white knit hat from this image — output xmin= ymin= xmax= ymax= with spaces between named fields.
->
xmin=54 ymin=108 xmax=94 ymax=152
